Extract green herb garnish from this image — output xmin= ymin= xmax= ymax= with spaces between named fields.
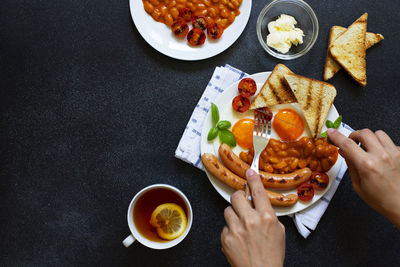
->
xmin=207 ymin=127 xmax=219 ymax=141
xmin=321 ymin=115 xmax=342 ymax=137
xmin=219 ymin=130 xmax=236 ymax=147
xmin=207 ymin=103 xmax=236 ymax=147
xmin=217 ymin=120 xmax=231 ymax=130
xmin=211 ymin=103 xmax=219 ymax=125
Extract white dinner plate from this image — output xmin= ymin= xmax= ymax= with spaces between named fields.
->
xmin=200 ymin=72 xmax=343 ymax=216
xmin=129 ymin=0 xmax=252 ymax=61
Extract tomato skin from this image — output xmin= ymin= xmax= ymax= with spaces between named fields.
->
xmin=207 ymin=23 xmax=224 ymax=39
xmin=238 ymin=78 xmax=257 ymax=98
xmin=192 ymin=16 xmax=208 ymax=31
xmin=310 ymin=172 xmax=330 ymax=190
xmin=187 ymin=28 xmax=206 ymax=46
xmin=232 ymin=95 xmax=250 ymax=113
xmin=297 ymin=183 xmax=314 ymax=201
xmin=179 ymin=8 xmax=193 ymax=22
xmin=171 ymin=19 xmax=189 ymax=38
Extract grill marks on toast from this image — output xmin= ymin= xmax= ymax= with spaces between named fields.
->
xmin=250 ymin=64 xmax=297 ymax=109
xmin=314 ymin=84 xmax=324 ymax=135
xmin=284 ymin=74 xmax=337 ymax=138
xmin=267 ymin=80 xmax=282 ymax=104
xmin=305 ymin=79 xmax=313 ymax=111
xmin=280 ymin=78 xmax=294 ymax=101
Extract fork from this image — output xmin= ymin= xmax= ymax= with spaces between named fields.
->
xmin=246 ymin=109 xmax=272 ymax=199
xmin=251 ymin=111 xmax=271 ymax=172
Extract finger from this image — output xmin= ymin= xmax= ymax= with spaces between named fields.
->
xmin=221 ymin=226 xmax=229 ymax=249
xmin=244 ymin=184 xmax=251 ymax=205
xmin=375 ymin=130 xmax=399 ymax=154
xmin=327 ymin=129 xmax=366 ymax=165
xmin=224 ymin=206 xmax=240 ymax=229
xmin=221 ymin=225 xmax=229 ymax=238
xmin=349 ymin=129 xmax=385 ymax=153
xmin=230 ymin=190 xmax=252 ymax=218
xmin=246 ymin=169 xmax=273 ymax=213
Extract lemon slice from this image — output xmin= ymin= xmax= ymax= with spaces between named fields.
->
xmin=150 ymin=203 xmax=187 ymax=240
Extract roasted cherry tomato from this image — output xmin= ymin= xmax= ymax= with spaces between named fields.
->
xmin=207 ymin=23 xmax=224 ymax=39
xmin=297 ymin=183 xmax=314 ymax=201
xmin=179 ymin=8 xmax=193 ymax=22
xmin=232 ymin=95 xmax=250 ymax=113
xmin=309 ymin=171 xmax=329 ymax=190
xmin=238 ymin=78 xmax=257 ymax=98
xmin=171 ymin=19 xmax=189 ymax=38
xmin=187 ymin=28 xmax=206 ymax=46
xmin=192 ymin=16 xmax=208 ymax=31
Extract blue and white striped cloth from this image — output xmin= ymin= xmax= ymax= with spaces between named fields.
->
xmin=175 ymin=65 xmax=353 ymax=238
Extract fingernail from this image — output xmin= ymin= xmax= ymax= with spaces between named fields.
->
xmin=327 ymin=128 xmax=336 ymax=135
xmin=246 ymin=169 xmax=256 ymax=177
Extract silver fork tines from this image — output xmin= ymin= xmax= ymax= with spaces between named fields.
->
xmin=250 ymin=112 xmax=271 ymax=172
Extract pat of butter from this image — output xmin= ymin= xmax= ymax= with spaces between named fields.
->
xmin=266 ymin=14 xmax=304 ymax=54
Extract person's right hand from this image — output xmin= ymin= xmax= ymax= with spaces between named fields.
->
xmin=327 ymin=128 xmax=400 ymax=228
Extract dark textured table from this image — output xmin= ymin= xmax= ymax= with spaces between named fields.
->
xmin=1 ymin=0 xmax=400 ymax=266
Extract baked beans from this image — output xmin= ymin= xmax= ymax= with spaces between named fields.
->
xmin=142 ymin=0 xmax=242 ymax=27
xmin=240 ymin=137 xmax=339 ymax=174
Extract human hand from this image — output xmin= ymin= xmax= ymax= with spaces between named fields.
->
xmin=221 ymin=169 xmax=285 ymax=267
xmin=327 ymin=128 xmax=400 ymax=228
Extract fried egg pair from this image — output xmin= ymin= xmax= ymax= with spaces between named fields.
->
xmin=213 ymin=103 xmax=311 ymax=156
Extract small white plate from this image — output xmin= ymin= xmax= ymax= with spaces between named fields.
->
xmin=200 ymin=72 xmax=343 ymax=216
xmin=129 ymin=0 xmax=252 ymax=61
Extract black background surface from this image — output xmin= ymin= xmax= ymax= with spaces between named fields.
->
xmin=1 ymin=0 xmax=400 ymax=266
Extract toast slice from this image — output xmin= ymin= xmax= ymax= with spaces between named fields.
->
xmin=284 ymin=74 xmax=337 ymax=138
xmin=250 ymin=64 xmax=297 ymax=109
xmin=324 ymin=25 xmax=384 ymax=81
xmin=329 ymin=13 xmax=368 ymax=86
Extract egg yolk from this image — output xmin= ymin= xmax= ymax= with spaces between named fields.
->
xmin=232 ymin=118 xmax=255 ymax=149
xmin=272 ymin=109 xmax=304 ymax=141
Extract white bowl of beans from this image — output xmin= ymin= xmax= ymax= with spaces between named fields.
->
xmin=133 ymin=0 xmax=252 ymax=60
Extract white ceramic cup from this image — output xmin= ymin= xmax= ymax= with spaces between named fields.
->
xmin=122 ymin=184 xmax=193 ymax=249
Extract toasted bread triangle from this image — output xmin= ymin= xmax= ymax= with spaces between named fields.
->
xmin=284 ymin=74 xmax=337 ymax=138
xmin=324 ymin=25 xmax=383 ymax=81
xmin=329 ymin=13 xmax=368 ymax=86
xmin=250 ymin=64 xmax=297 ymax=109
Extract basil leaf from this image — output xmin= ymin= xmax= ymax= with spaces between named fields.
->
xmin=333 ymin=115 xmax=342 ymax=129
xmin=325 ymin=120 xmax=334 ymax=129
xmin=211 ymin=103 xmax=219 ymax=125
xmin=217 ymin=120 xmax=231 ymax=130
xmin=207 ymin=127 xmax=219 ymax=141
xmin=219 ymin=130 xmax=236 ymax=147
xmin=320 ymin=131 xmax=327 ymax=138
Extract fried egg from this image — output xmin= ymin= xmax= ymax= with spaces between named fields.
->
xmin=273 ymin=108 xmax=304 ymax=141
xmin=232 ymin=118 xmax=255 ymax=149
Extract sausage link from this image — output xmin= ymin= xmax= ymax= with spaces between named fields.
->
xmin=201 ymin=153 xmax=298 ymax=207
xmin=218 ymin=144 xmax=312 ymax=190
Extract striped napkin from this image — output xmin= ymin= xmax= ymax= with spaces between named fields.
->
xmin=175 ymin=65 xmax=353 ymax=238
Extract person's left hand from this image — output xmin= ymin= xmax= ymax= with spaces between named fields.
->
xmin=221 ymin=169 xmax=286 ymax=267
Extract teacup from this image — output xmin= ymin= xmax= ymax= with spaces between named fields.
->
xmin=122 ymin=184 xmax=193 ymax=249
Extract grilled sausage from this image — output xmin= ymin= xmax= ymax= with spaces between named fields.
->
xmin=201 ymin=153 xmax=298 ymax=207
xmin=218 ymin=144 xmax=312 ymax=189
